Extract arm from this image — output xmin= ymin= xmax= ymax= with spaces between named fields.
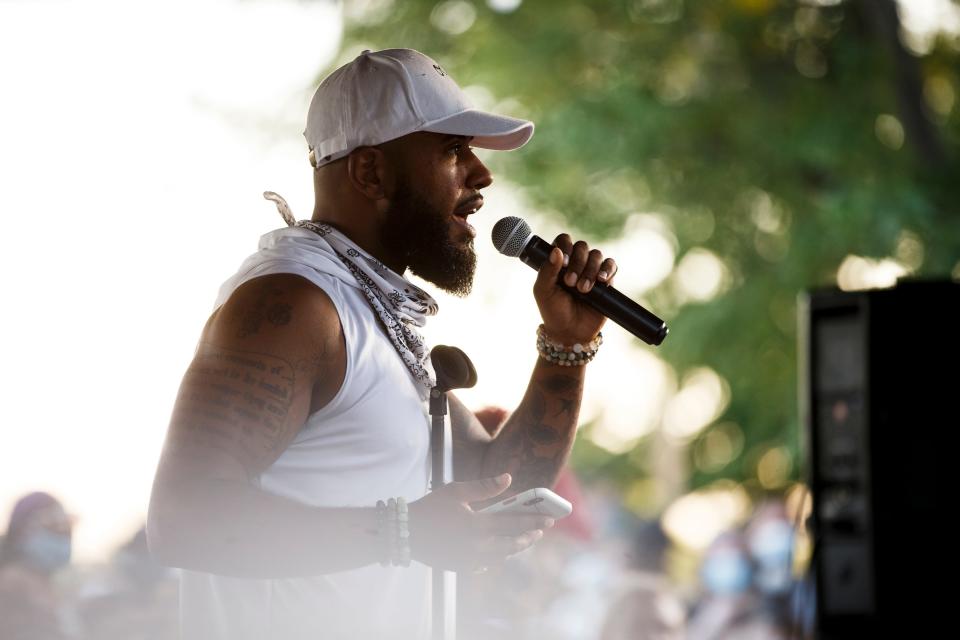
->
xmin=147 ymin=274 xmax=380 ymax=577
xmin=147 ymin=274 xmax=549 ymax=577
xmin=451 ymin=235 xmax=617 ymax=494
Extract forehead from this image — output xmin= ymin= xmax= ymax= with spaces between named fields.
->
xmin=27 ymin=504 xmax=71 ymax=530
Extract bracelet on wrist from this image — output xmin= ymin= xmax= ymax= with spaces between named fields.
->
xmin=376 ymin=497 xmax=411 ymax=568
xmin=536 ymin=324 xmax=602 ymax=366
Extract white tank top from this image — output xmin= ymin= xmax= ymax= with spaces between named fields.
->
xmin=179 ymin=228 xmax=435 ymax=639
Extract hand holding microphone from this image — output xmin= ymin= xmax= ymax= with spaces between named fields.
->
xmin=492 ymin=217 xmax=668 ymax=346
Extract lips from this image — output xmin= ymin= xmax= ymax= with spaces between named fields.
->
xmin=454 ymin=195 xmax=483 ymax=217
xmin=452 ymin=195 xmax=483 ymax=239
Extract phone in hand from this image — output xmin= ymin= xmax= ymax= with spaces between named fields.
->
xmin=477 ymin=487 xmax=573 ymax=519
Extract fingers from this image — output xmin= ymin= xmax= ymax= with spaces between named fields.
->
xmin=481 ymin=514 xmax=555 ymax=536
xmin=597 ymin=257 xmax=618 ymax=287
xmin=533 ymin=245 xmax=564 ymax=298
xmin=450 ymin=473 xmax=512 ymax=503
xmin=550 ymin=234 xmax=618 ymax=294
xmin=478 ymin=529 xmax=545 ymax=562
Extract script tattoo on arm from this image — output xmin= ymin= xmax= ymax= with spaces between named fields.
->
xmin=482 ymin=363 xmax=585 ymax=493
xmin=167 ymin=344 xmax=298 ymax=474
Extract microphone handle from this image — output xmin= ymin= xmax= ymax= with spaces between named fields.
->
xmin=521 ymin=235 xmax=668 ymax=346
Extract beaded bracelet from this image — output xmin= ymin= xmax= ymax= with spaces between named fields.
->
xmin=376 ymin=500 xmax=390 ymax=567
xmin=536 ymin=324 xmax=603 ymax=366
xmin=395 ymin=498 xmax=410 ymax=567
xmin=376 ymin=497 xmax=411 ymax=567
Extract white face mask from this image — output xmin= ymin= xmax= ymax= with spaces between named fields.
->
xmin=20 ymin=530 xmax=72 ymax=573
xmin=749 ymin=520 xmax=795 ymax=594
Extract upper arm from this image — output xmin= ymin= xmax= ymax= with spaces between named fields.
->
xmin=448 ymin=393 xmax=498 ymax=481
xmin=153 ymin=274 xmax=346 ymax=488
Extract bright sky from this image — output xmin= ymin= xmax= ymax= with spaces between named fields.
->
xmin=0 ymin=0 xmax=346 ymax=561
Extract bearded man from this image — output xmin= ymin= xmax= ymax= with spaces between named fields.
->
xmin=147 ymin=48 xmax=618 ymax=639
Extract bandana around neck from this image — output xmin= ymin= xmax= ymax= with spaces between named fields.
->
xmin=263 ymin=191 xmax=438 ymax=389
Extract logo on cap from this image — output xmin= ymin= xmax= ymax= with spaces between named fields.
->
xmin=432 ymin=64 xmax=446 ymax=77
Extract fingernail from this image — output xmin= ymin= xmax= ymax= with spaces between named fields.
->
xmin=549 ymin=250 xmax=559 ymax=265
xmin=562 ymin=253 xmax=570 ymax=267
xmin=565 ymin=272 xmax=578 ymax=287
xmin=578 ymin=278 xmax=592 ymax=292
xmin=598 ymin=270 xmax=608 ymax=281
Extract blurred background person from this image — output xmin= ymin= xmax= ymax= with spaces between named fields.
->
xmin=599 ymin=518 xmax=685 ymax=640
xmin=78 ymin=526 xmax=178 ymax=640
xmin=0 ymin=491 xmax=83 ymax=640
xmin=686 ymin=498 xmax=799 ymax=640
xmin=744 ymin=499 xmax=798 ymax=634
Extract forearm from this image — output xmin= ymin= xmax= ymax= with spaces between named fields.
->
xmin=478 ymin=356 xmax=585 ymax=492
xmin=148 ymin=477 xmax=382 ymax=579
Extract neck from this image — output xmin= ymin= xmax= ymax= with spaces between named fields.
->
xmin=309 ymin=212 xmax=407 ymax=276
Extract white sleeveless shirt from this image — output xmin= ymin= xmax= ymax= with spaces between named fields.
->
xmin=179 ymin=227 xmax=435 ymax=639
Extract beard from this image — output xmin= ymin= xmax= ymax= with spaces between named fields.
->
xmin=380 ymin=181 xmax=477 ymax=297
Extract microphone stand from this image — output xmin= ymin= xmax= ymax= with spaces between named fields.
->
xmin=428 ymin=346 xmax=477 ymax=640
xmin=429 ymin=384 xmax=450 ymax=640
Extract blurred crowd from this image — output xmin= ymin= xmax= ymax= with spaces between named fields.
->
xmin=0 ymin=492 xmax=177 ymax=640
xmin=0 ymin=480 xmax=811 ymax=640
xmin=459 ymin=485 xmax=812 ymax=640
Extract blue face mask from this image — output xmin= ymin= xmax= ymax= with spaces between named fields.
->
xmin=20 ymin=530 xmax=72 ymax=573
xmin=701 ymin=549 xmax=752 ymax=595
xmin=749 ymin=521 xmax=794 ymax=595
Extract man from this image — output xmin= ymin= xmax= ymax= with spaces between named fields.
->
xmin=147 ymin=48 xmax=618 ymax=639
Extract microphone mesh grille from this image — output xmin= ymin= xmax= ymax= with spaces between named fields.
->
xmin=491 ymin=217 xmax=532 ymax=257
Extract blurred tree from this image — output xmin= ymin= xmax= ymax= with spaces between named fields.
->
xmin=332 ymin=0 xmax=959 ymax=492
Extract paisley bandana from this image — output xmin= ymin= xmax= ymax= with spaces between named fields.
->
xmin=263 ymin=192 xmax=438 ymax=389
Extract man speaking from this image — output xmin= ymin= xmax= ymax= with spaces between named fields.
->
xmin=147 ymin=48 xmax=619 ymax=639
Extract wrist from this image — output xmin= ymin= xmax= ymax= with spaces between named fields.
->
xmin=375 ymin=497 xmax=410 ymax=567
xmin=539 ymin=324 xmax=600 ymax=346
xmin=536 ymin=325 xmax=603 ymax=367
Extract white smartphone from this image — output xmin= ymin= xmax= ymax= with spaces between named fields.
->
xmin=478 ymin=487 xmax=573 ymax=519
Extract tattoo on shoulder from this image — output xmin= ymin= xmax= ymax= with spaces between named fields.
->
xmin=238 ymin=283 xmax=294 ymax=338
xmin=168 ymin=344 xmax=297 ymax=470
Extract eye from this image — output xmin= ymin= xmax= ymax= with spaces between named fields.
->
xmin=448 ymin=143 xmax=463 ymax=156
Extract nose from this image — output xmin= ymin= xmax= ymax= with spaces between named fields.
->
xmin=466 ymin=151 xmax=493 ymax=191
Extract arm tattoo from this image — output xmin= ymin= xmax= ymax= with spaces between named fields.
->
xmin=168 ymin=344 xmax=297 ymax=472
xmin=238 ymin=283 xmax=294 ymax=338
xmin=483 ymin=364 xmax=585 ymax=492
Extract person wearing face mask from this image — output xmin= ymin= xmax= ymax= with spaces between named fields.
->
xmin=686 ymin=528 xmax=790 ymax=640
xmin=744 ymin=500 xmax=799 ymax=635
xmin=0 ymin=491 xmax=82 ymax=640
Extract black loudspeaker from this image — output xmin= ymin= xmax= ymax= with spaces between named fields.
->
xmin=800 ymin=279 xmax=956 ymax=638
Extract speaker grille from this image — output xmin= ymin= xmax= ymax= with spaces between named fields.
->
xmin=491 ymin=217 xmax=532 ymax=257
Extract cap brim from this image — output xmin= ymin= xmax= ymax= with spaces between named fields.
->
xmin=422 ymin=108 xmax=534 ymax=151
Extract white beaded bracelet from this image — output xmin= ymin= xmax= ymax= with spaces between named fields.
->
xmin=536 ymin=324 xmax=603 ymax=366
xmin=376 ymin=497 xmax=411 ymax=567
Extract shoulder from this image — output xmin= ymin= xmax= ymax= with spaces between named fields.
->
xmin=203 ymin=273 xmax=346 ymax=381
xmin=211 ymin=274 xmax=340 ymax=340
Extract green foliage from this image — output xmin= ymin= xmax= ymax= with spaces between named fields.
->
xmin=338 ymin=0 xmax=960 ymax=491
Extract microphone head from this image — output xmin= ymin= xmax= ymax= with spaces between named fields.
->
xmin=491 ymin=217 xmax=532 ymax=257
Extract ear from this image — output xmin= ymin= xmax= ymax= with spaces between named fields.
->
xmin=346 ymin=147 xmax=392 ymax=201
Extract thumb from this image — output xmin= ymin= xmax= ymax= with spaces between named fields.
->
xmin=534 ymin=246 xmax=564 ymax=295
xmin=451 ymin=473 xmax=512 ymax=503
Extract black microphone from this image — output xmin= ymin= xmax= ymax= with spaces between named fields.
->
xmin=491 ymin=217 xmax=669 ymax=346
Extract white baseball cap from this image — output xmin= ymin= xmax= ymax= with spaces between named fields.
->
xmin=304 ymin=48 xmax=534 ymax=167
